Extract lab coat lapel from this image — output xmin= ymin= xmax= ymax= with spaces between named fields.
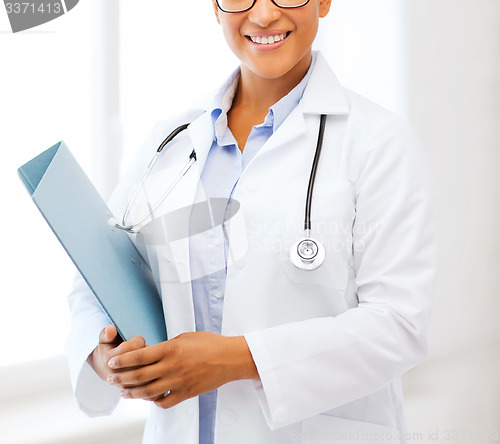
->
xmin=165 ymin=111 xmax=214 ymax=283
xmin=256 ymin=106 xmax=308 ymax=158
xmin=149 ymin=112 xmax=214 ymax=338
xmin=245 ymin=52 xmax=350 ymax=165
xmin=187 ymin=111 xmax=214 ymax=174
xmin=300 ymin=51 xmax=350 ymax=116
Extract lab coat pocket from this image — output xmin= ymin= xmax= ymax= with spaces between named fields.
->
xmin=301 ymin=415 xmax=401 ymax=443
xmin=279 ymin=251 xmax=348 ymax=290
xmin=279 ymin=181 xmax=354 ymax=291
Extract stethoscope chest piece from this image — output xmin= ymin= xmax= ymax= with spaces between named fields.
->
xmin=290 ymin=237 xmax=326 ymax=271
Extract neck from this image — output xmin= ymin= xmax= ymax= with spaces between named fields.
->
xmin=233 ymin=52 xmax=312 ymax=112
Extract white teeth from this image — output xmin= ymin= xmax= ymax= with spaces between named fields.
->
xmin=250 ymin=33 xmax=287 ymax=45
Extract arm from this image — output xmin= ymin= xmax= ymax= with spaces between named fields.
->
xmin=104 ymin=331 xmax=259 ymax=408
xmin=64 ymin=121 xmax=165 ymax=415
xmin=64 ymin=272 xmax=122 ymax=416
xmin=242 ymin=117 xmax=437 ymax=429
xmin=65 ymin=274 xmax=150 ymax=416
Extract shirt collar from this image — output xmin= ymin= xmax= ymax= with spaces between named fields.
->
xmin=209 ymin=52 xmax=318 ymax=146
xmin=269 ymin=51 xmax=317 ymax=130
xmin=211 ymin=71 xmax=240 ymax=144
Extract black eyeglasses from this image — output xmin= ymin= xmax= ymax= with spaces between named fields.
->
xmin=216 ymin=0 xmax=310 ymax=14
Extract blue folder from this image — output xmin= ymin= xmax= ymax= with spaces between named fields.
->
xmin=18 ymin=141 xmax=167 ymax=345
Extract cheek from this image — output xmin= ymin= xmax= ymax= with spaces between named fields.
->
xmin=297 ymin=15 xmax=319 ymax=41
xmin=219 ymin=17 xmax=243 ymax=49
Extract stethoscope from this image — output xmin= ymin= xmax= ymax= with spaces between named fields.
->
xmin=109 ymin=115 xmax=328 ymax=271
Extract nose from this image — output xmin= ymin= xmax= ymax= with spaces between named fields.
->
xmin=247 ymin=0 xmax=282 ymax=28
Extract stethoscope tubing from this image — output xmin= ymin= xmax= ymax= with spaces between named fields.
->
xmin=304 ymin=114 xmax=327 ymax=234
xmin=113 ymin=114 xmax=328 ymax=271
xmin=114 ymin=124 xmax=193 ymax=233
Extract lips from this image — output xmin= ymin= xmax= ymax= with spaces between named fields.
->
xmin=246 ymin=31 xmax=291 ymax=46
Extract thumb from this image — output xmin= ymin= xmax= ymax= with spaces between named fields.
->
xmin=99 ymin=325 xmax=118 ymax=344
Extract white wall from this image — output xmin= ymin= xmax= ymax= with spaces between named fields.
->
xmin=316 ymin=0 xmax=407 ymax=117
xmin=402 ymin=0 xmax=500 ymax=440
xmin=316 ymin=1 xmax=500 ymax=440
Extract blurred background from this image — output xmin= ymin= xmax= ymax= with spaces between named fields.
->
xmin=0 ymin=0 xmax=498 ymax=443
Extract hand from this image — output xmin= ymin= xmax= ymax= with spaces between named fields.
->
xmin=88 ymin=325 xmax=147 ymax=382
xmin=105 ymin=331 xmax=259 ymax=409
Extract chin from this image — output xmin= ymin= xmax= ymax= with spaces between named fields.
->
xmin=250 ymin=65 xmax=292 ymax=80
xmin=244 ymin=54 xmax=304 ymax=80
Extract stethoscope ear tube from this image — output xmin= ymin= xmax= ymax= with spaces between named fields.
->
xmin=290 ymin=114 xmax=327 ymax=271
xmin=111 ymin=123 xmax=192 ymax=233
xmin=157 ymin=123 xmax=190 ymax=153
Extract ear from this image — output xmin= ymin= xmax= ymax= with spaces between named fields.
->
xmin=319 ymin=0 xmax=332 ymax=18
xmin=212 ymin=0 xmax=221 ymax=24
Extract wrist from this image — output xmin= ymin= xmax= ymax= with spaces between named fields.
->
xmin=225 ymin=336 xmax=260 ymax=382
xmin=87 ymin=346 xmax=107 ymax=381
xmin=87 ymin=347 xmax=97 ymax=370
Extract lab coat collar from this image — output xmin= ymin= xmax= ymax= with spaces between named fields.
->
xmin=196 ymin=51 xmax=350 ymax=117
xmin=187 ymin=51 xmax=350 ymax=174
xmin=243 ymin=52 xmax=351 ymax=162
xmin=253 ymin=52 xmax=350 ymax=159
xmin=300 ymin=51 xmax=350 ymax=116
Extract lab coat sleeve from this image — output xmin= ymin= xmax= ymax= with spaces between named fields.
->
xmin=65 ymin=111 xmax=206 ymax=416
xmin=65 ymin=272 xmax=121 ymax=417
xmin=244 ymin=115 xmax=437 ymax=430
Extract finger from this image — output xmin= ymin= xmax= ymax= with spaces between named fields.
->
xmin=108 ymin=343 xmax=162 ymax=370
xmin=110 ymin=336 xmax=146 ymax=357
xmin=99 ymin=325 xmax=120 ymax=345
xmin=154 ymin=391 xmax=184 ymax=410
xmin=121 ymin=380 xmax=171 ymax=401
xmin=107 ymin=365 xmax=157 ymax=388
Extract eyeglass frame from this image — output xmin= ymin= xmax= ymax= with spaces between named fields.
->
xmin=215 ymin=0 xmax=310 ymax=14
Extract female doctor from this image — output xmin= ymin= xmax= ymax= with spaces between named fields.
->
xmin=65 ymin=0 xmax=436 ymax=443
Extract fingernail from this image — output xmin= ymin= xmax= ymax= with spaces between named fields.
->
xmin=121 ymin=389 xmax=128 ymax=399
xmin=106 ymin=375 xmax=114 ymax=384
xmin=108 ymin=358 xmax=116 ymax=368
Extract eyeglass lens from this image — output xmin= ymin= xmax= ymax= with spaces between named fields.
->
xmin=217 ymin=0 xmax=309 ymax=13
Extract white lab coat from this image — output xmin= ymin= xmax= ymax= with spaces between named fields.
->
xmin=65 ymin=52 xmax=436 ymax=444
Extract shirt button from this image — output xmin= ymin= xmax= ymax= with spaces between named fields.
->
xmin=214 ymin=289 xmax=223 ymax=299
xmin=221 ymin=409 xmax=236 ymax=425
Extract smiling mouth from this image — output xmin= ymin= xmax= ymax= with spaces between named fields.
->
xmin=247 ymin=32 xmax=291 ymax=45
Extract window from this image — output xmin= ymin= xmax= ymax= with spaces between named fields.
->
xmin=1 ymin=0 xmax=93 ymax=367
xmin=119 ymin=0 xmax=239 ymax=171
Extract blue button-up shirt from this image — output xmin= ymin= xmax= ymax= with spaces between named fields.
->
xmin=189 ymin=54 xmax=316 ymax=444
